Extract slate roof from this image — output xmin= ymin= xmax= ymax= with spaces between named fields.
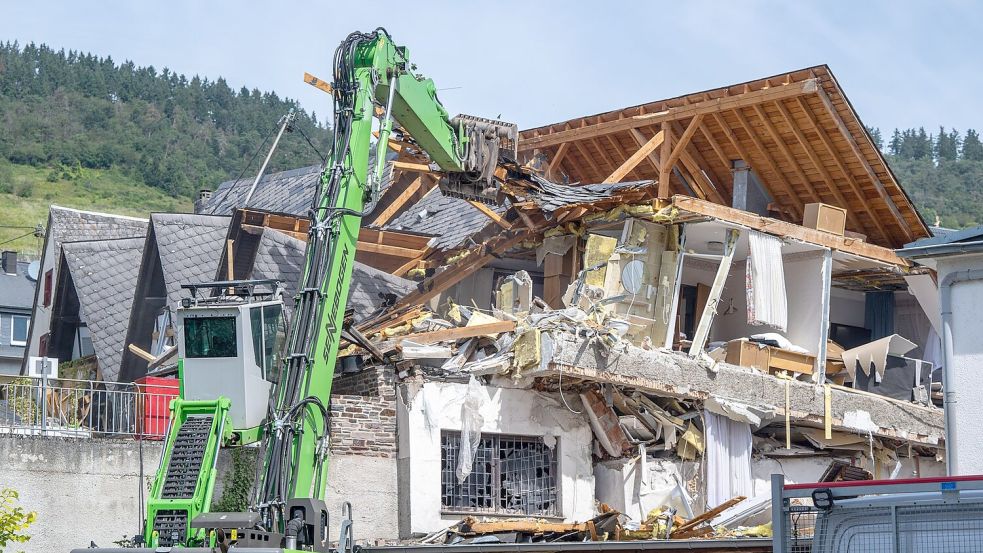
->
xmin=251 ymin=228 xmax=414 ymax=321
xmin=61 ymin=237 xmax=144 ymax=381
xmin=47 ymin=206 xmax=148 ymax=260
xmin=202 ymin=152 xmax=397 ymax=217
xmin=522 ymin=175 xmax=655 ymax=213
xmin=152 ymin=213 xmax=232 ymax=307
xmin=384 ymin=190 xmax=501 ymax=250
xmin=0 ymin=261 xmax=35 ymax=311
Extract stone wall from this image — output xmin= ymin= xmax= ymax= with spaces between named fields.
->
xmin=329 ymin=395 xmax=397 ymax=458
xmin=333 ymin=366 xmax=395 ymax=397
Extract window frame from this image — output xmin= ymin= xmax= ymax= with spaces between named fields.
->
xmin=439 ymin=430 xmax=560 ymax=518
xmin=183 ymin=315 xmax=238 ymax=359
xmin=10 ymin=314 xmax=29 ymax=346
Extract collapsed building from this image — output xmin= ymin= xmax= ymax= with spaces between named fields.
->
xmin=18 ymin=65 xmax=947 ymax=544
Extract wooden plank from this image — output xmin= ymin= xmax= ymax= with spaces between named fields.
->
xmin=629 ymin=128 xmax=665 ymax=175
xmin=391 ymin=160 xmax=433 ymax=174
xmin=672 ymin=496 xmax=746 ymax=535
xmin=688 ymin=228 xmax=739 ymax=356
xmin=225 ymin=239 xmax=234 ymax=280
xmin=670 ymin=195 xmax=910 ymax=266
xmin=303 ymin=72 xmax=333 ymax=94
xmin=356 ymin=241 xmax=422 ymax=259
xmin=659 ymin=122 xmax=673 ymax=197
xmin=813 ymin=87 xmax=913 ymax=243
xmin=127 ymin=343 xmax=156 ymax=363
xmin=519 ymin=79 xmax=819 ymax=150
xmin=464 ymin=518 xmax=585 ymax=534
xmin=398 ymin=321 xmax=516 ymax=345
xmin=603 ymin=130 xmax=665 ymax=183
xmin=467 ymin=200 xmax=511 ymax=229
xmin=370 ymin=176 xmax=426 ymax=227
xmin=547 ymin=142 xmax=570 ymax=181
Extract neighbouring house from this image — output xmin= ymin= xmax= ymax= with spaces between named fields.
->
xmin=22 ymin=206 xmax=147 ymax=370
xmin=47 ymin=237 xmax=145 ymax=381
xmin=899 ymin=225 xmax=983 ymax=475
xmin=0 ymin=251 xmax=36 ymax=376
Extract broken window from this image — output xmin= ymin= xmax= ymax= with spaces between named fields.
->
xmin=440 ymin=431 xmax=558 ymax=517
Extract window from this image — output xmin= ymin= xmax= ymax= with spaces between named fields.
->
xmin=440 ymin=431 xmax=558 ymax=517
xmin=249 ymin=304 xmax=283 ymax=381
xmin=184 ymin=316 xmax=237 ymax=358
xmin=10 ymin=315 xmax=29 ymax=346
xmin=43 ymin=269 xmax=53 ymax=307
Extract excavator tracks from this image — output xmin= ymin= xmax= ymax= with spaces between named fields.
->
xmin=161 ymin=414 xmax=214 ymax=499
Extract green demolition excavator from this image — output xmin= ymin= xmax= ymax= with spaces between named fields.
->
xmin=74 ymin=28 xmax=516 ymax=553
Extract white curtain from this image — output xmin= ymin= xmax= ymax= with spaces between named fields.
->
xmin=746 ymin=231 xmax=787 ymax=331
xmin=704 ymin=410 xmax=753 ymax=508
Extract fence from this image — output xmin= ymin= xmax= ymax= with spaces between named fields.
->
xmin=772 ymin=473 xmax=983 ymax=553
xmin=0 ymin=376 xmax=179 ymax=439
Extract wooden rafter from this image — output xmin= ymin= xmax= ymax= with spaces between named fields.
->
xmin=771 ymin=99 xmax=881 ymax=238
xmin=588 ymin=137 xmax=619 ymax=175
xmin=751 ymin=104 xmax=822 ymax=204
xmin=467 ymin=200 xmax=512 ymax=229
xmin=670 ymin=120 xmax=728 ymax=204
xmin=572 ymin=141 xmax=604 ymax=182
xmin=371 ymin=175 xmax=427 ymax=227
xmin=519 ymin=78 xmax=819 ymax=150
xmin=547 ymin=142 xmax=569 ymax=181
xmin=791 ymin=96 xmax=891 ymax=244
xmin=698 ymin=122 xmax=732 ymax=175
xmin=664 ymin=114 xmax=704 ymax=171
xmin=603 ymin=130 xmax=665 ymax=183
xmin=659 ymin=122 xmax=673 ymax=197
xmin=814 ymin=87 xmax=913 ymax=242
xmin=730 ymin=108 xmax=804 ymax=218
xmin=629 ymin=128 xmax=665 ymax=176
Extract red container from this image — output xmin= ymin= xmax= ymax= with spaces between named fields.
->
xmin=134 ymin=376 xmax=180 ymax=440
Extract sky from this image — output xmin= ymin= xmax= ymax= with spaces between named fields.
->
xmin=2 ymin=0 xmax=982 ymax=136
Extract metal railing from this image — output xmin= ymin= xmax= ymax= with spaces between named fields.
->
xmin=0 ymin=376 xmax=179 ymax=439
xmin=772 ymin=473 xmax=983 ymax=553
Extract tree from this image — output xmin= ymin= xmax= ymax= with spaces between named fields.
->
xmin=935 ymin=126 xmax=959 ymax=162
xmin=866 ymin=126 xmax=883 ymax=151
xmin=889 ymin=129 xmax=902 ymax=156
xmin=963 ymin=129 xmax=983 ymax=161
xmin=0 ymin=488 xmax=37 ymax=552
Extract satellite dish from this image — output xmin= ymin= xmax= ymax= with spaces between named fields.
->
xmin=621 ymin=260 xmax=645 ymax=295
xmin=27 ymin=261 xmax=40 ymax=282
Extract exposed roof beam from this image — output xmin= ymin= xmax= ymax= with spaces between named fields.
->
xmin=370 ymin=175 xmax=427 ymax=227
xmin=814 ymin=87 xmax=913 ymax=242
xmin=771 ymin=99 xmax=881 ymax=238
xmin=791 ymin=96 xmax=892 ymax=245
xmin=572 ymin=141 xmax=605 ymax=182
xmin=730 ymin=108 xmax=804 ymax=219
xmin=664 ymin=114 xmax=704 ymax=171
xmin=547 ymin=142 xmax=569 ymax=181
xmin=603 ymin=130 xmax=665 ymax=183
xmin=751 ymin=104 xmax=822 ymax=204
xmin=519 ymin=78 xmax=819 ymax=151
xmin=467 ymin=200 xmax=512 ymax=230
xmin=671 ymin=120 xmax=728 ymax=204
xmin=629 ymin=128 xmax=665 ymax=176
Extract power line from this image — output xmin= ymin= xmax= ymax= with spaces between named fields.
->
xmin=0 ymin=230 xmax=36 ymax=247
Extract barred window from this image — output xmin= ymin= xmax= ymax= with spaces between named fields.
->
xmin=440 ymin=431 xmax=558 ymax=517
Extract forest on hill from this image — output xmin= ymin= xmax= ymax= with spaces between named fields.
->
xmin=0 ymin=41 xmax=330 ymax=199
xmin=1 ymin=41 xmax=982 ymax=238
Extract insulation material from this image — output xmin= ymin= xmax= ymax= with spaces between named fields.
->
xmin=513 ymin=328 xmax=542 ymax=371
xmin=536 ymin=234 xmax=576 ymax=266
xmin=584 ymin=234 xmax=618 ymax=287
xmin=745 ymin=231 xmax=787 ymax=331
xmin=456 ymin=376 xmax=487 ymax=483
xmin=840 ymin=334 xmax=917 ymax=380
xmin=704 ymin=410 xmax=753 ymax=508
xmin=676 ymin=422 xmax=704 ymax=460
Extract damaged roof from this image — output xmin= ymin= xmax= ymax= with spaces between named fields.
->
xmin=61 ymin=237 xmax=144 ymax=381
xmin=384 ymin=190 xmax=505 ymax=250
xmin=519 ymin=65 xmax=929 ymax=248
xmin=204 ymin=165 xmax=321 ymax=217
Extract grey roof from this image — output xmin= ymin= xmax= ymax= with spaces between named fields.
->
xmin=384 ymin=190 xmax=501 ymax=250
xmin=62 ymin=237 xmax=144 ymax=381
xmin=522 ymin=175 xmax=655 ymax=212
xmin=251 ymin=228 xmax=414 ymax=321
xmin=204 ymin=165 xmax=321 ymax=217
xmin=903 ymin=225 xmax=983 ymax=249
xmin=0 ymin=261 xmax=35 ymax=311
xmin=202 ymin=153 xmax=398 ymax=217
xmin=152 ymin=213 xmax=231 ymax=307
xmin=48 ymin=205 xmax=148 ymax=259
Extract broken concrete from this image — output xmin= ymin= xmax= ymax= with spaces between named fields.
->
xmin=528 ymin=333 xmax=943 ymax=446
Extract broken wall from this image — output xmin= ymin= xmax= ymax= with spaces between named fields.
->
xmin=396 ymin=381 xmax=594 ymax=537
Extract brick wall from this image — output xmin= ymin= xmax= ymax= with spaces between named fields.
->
xmin=333 ymin=365 xmax=395 ymax=397
xmin=329 ymin=394 xmax=397 ymax=458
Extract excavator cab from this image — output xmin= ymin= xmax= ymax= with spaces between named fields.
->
xmin=176 ymin=279 xmax=286 ymax=444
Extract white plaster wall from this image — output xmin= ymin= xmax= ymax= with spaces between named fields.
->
xmin=325 ymin=455 xmax=398 ymax=541
xmin=595 ymin=457 xmax=702 ymax=522
xmin=829 ymin=287 xmax=865 ymax=328
xmin=398 ymin=382 xmax=595 ymax=536
xmin=938 ymin=256 xmax=983 ymax=475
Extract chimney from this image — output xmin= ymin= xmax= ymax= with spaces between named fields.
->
xmin=194 ymin=189 xmax=213 ymax=214
xmin=2 ymin=250 xmax=17 ymax=274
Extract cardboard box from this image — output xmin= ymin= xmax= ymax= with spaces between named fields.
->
xmin=803 ymin=203 xmax=847 ymax=236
